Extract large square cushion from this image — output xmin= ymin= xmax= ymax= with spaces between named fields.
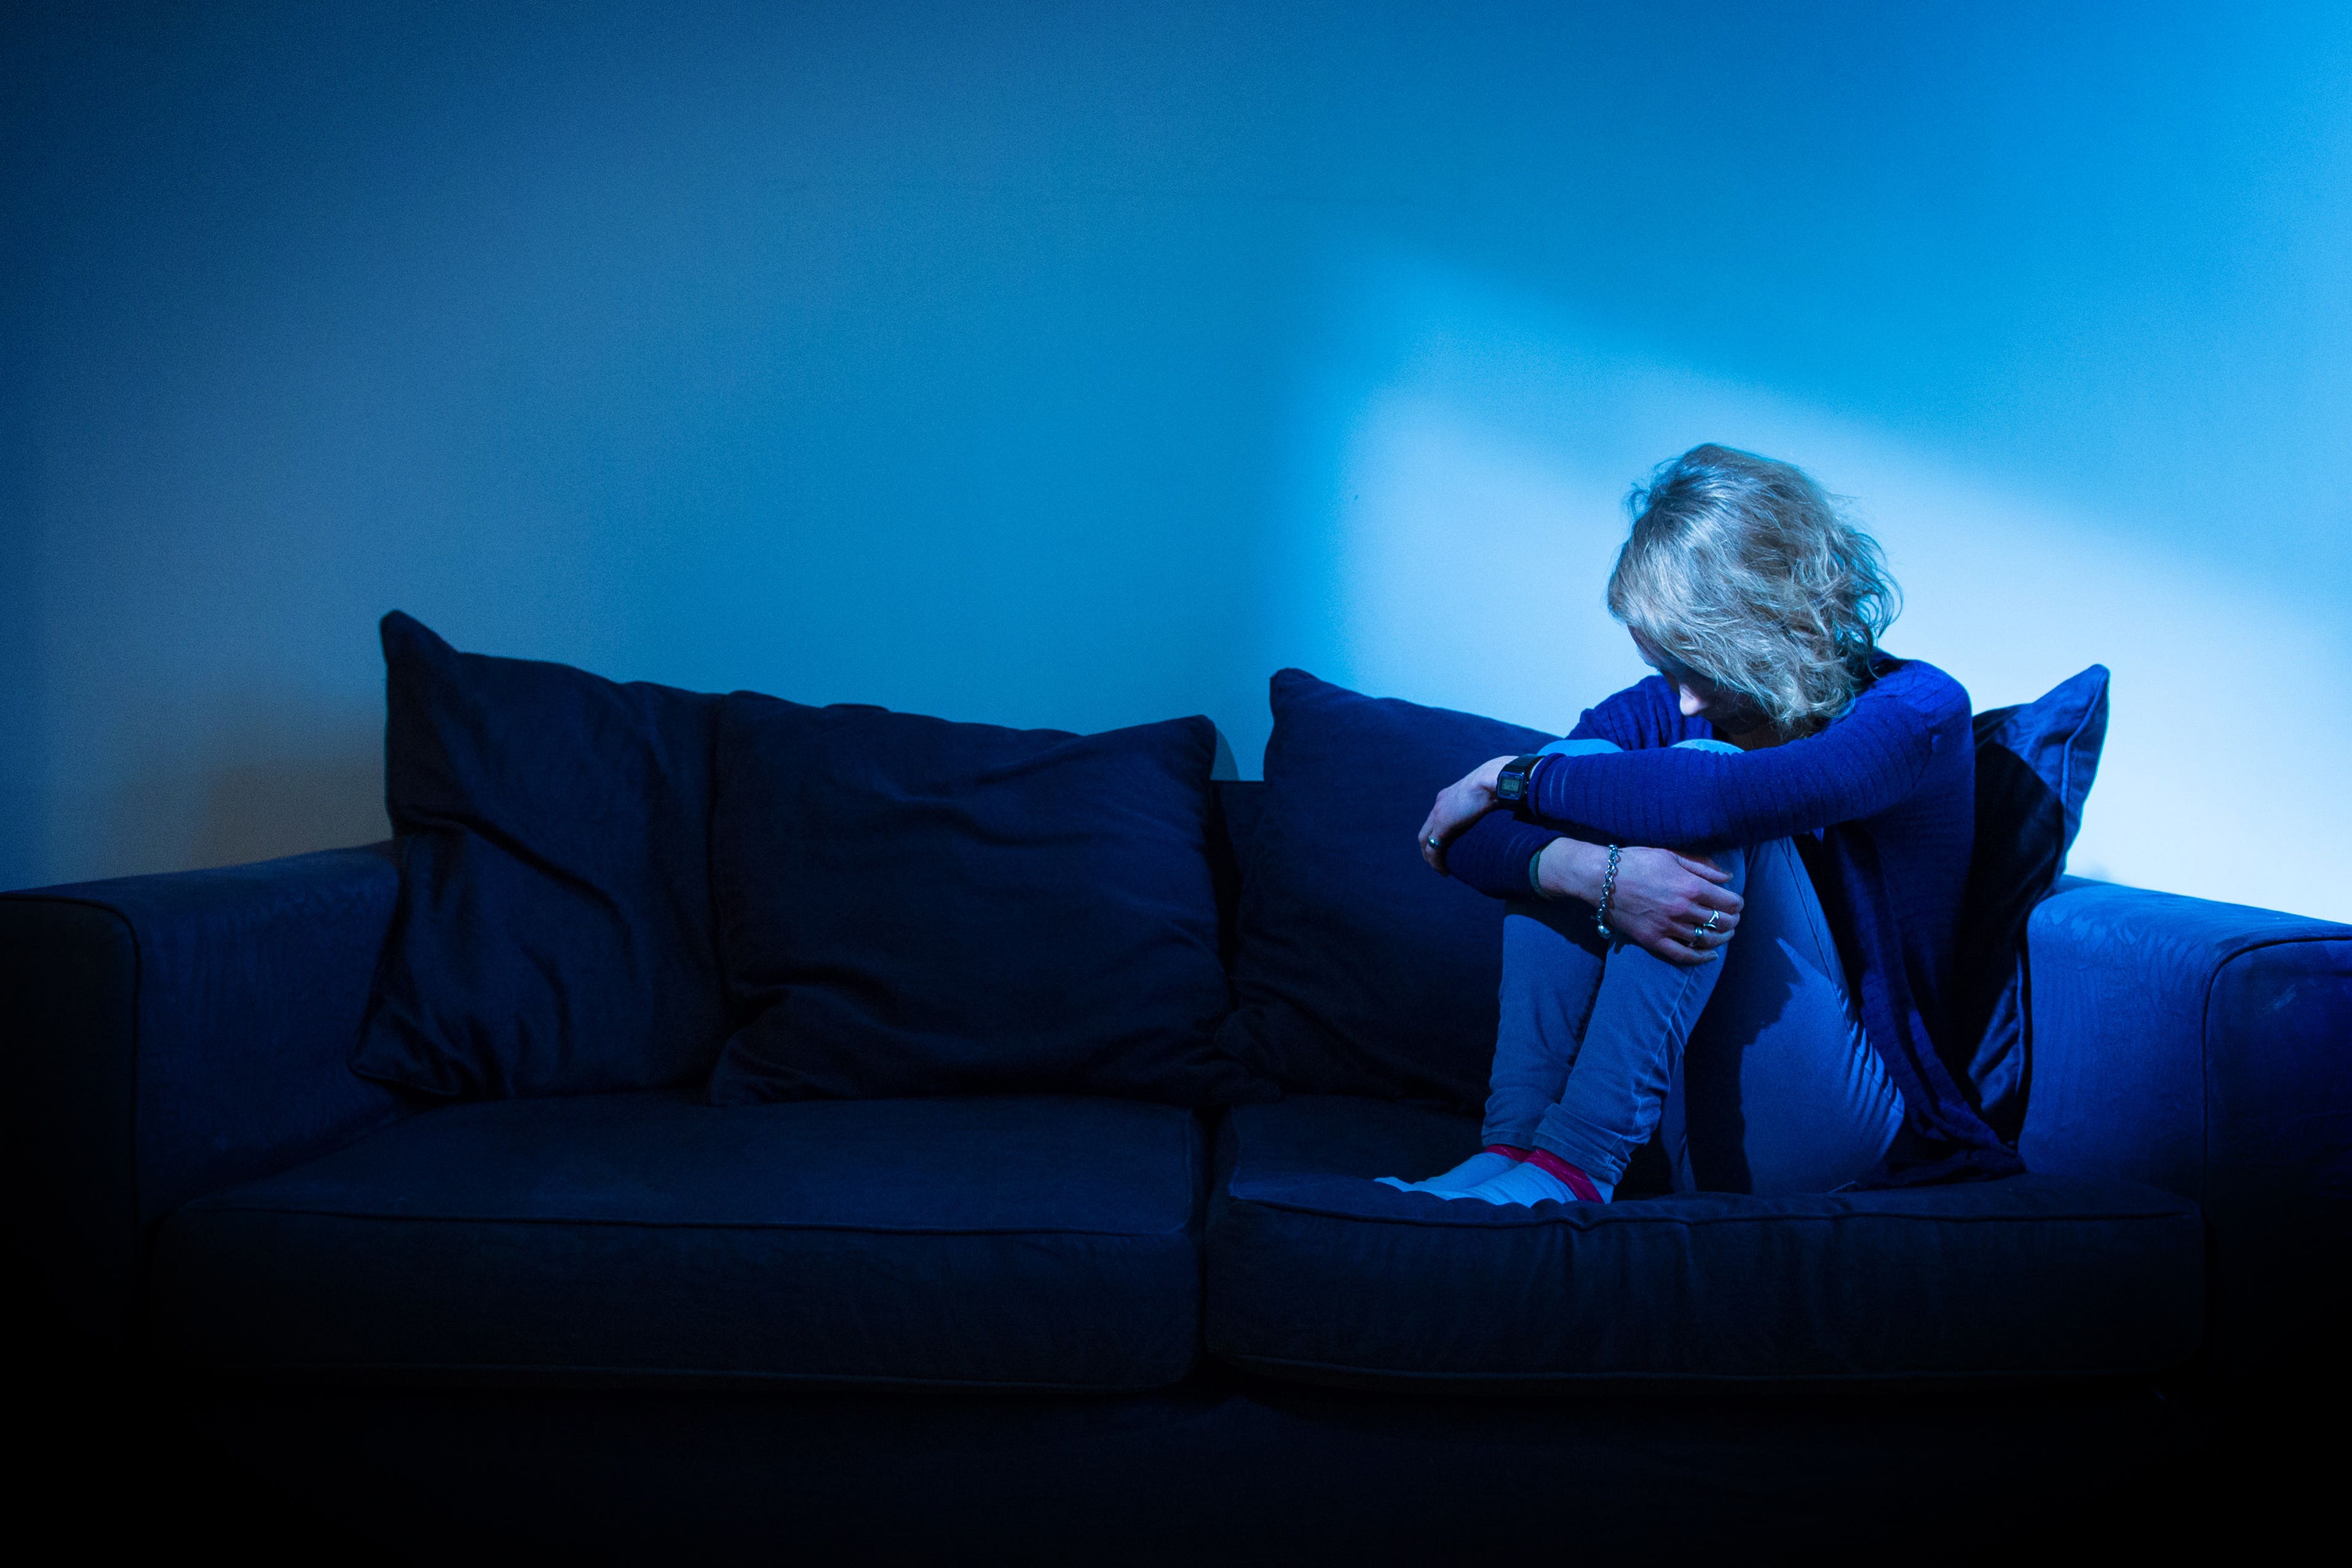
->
xmin=1216 ymin=670 xmax=1552 ymax=1109
xmin=706 ymin=694 xmax=1256 ymax=1106
xmin=358 ymin=612 xmax=728 ymax=1098
xmin=1207 ymin=1098 xmax=2202 ymax=1389
xmin=154 ymin=1094 xmax=1204 ymax=1390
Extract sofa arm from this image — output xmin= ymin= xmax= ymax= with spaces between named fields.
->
xmin=0 ymin=844 xmax=414 ymax=1344
xmin=2019 ymin=876 xmax=2352 ymax=1385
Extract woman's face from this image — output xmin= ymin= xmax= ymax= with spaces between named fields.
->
xmin=1630 ymin=630 xmax=1773 ymax=740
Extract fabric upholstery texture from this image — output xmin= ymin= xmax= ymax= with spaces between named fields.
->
xmin=706 ymin=693 xmax=1258 ymax=1105
xmin=2020 ymin=877 xmax=2352 ymax=1384
xmin=1206 ymin=1097 xmax=2203 ymax=1388
xmin=358 ymin=612 xmax=729 ymax=1098
xmin=154 ymin=1092 xmax=1206 ymax=1390
xmin=1216 ymin=670 xmax=1552 ymax=1109
xmin=0 ymin=847 xmax=411 ymax=1343
xmin=1950 ymin=665 xmax=2111 ymax=1142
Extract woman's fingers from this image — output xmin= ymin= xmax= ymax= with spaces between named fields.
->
xmin=1671 ymin=852 xmax=1731 ymax=884
xmin=1417 ymin=762 xmax=1516 ymax=876
xmin=1669 ymin=887 xmax=1740 ymax=921
xmin=1641 ymin=925 xmax=1716 ymax=966
xmin=1687 ymin=883 xmax=1741 ymax=948
xmin=1602 ymin=848 xmax=1749 ymax=963
xmin=1681 ymin=892 xmax=1740 ymax=929
xmin=1417 ymin=783 xmax=1480 ymax=874
xmin=1692 ymin=883 xmax=1743 ymax=915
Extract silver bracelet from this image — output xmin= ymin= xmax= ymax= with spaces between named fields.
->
xmin=1594 ymin=844 xmax=1623 ymax=941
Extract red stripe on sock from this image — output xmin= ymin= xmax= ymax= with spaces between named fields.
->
xmin=1483 ymin=1144 xmax=1532 ymax=1161
xmin=1522 ymin=1148 xmax=1602 ymax=1203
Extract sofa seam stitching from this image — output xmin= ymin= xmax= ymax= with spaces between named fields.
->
xmin=171 ymin=1206 xmax=1197 ymax=1237
xmin=1208 ymin=1350 xmax=2192 ymax=1383
xmin=166 ymin=1358 xmax=1189 ymax=1392
xmin=1219 ymin=1196 xmax=2198 ymax=1229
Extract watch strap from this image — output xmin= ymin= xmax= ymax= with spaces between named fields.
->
xmin=1495 ymin=753 xmax=1547 ymax=815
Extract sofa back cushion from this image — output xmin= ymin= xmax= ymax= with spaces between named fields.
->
xmin=1950 ymin=664 xmax=2112 ymax=1143
xmin=1214 ymin=670 xmax=1551 ymax=1111
xmin=705 ymin=693 xmax=1264 ymax=1105
xmin=356 ymin=613 xmax=729 ymax=1098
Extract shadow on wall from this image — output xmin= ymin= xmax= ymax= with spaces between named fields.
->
xmin=101 ymin=709 xmax=387 ymax=879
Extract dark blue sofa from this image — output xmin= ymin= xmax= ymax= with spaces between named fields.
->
xmin=4 ymin=780 xmax=2348 ymax=1560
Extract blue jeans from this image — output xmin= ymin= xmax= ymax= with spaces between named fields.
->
xmin=1480 ymin=738 xmax=1905 ymax=1195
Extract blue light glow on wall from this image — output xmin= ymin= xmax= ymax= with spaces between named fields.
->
xmin=1271 ymin=251 xmax=2352 ymax=917
xmin=5 ymin=2 xmax=2348 ymax=917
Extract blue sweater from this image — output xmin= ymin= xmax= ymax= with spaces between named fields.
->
xmin=1446 ymin=658 xmax=2021 ymax=1183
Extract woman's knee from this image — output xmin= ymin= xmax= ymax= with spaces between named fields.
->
xmin=1504 ymin=897 xmax=1610 ymax=958
xmin=1538 ymin=737 xmax=1621 ymax=758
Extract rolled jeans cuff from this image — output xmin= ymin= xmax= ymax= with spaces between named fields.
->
xmin=1532 ymin=1116 xmax=1630 ymax=1190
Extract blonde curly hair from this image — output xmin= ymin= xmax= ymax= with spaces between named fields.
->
xmin=1606 ymin=445 xmax=1900 ymax=734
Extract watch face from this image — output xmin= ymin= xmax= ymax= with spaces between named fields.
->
xmin=1499 ymin=774 xmax=1524 ymax=800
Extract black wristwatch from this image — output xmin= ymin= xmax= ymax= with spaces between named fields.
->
xmin=1495 ymin=754 xmax=1547 ymax=815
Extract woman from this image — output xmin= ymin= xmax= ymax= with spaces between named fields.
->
xmin=1384 ymin=444 xmax=2017 ymax=1206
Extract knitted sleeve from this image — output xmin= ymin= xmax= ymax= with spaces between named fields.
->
xmin=1524 ymin=681 xmax=1937 ymax=847
xmin=1444 ymin=812 xmax=1561 ymax=900
xmin=1566 ymin=676 xmax=1714 ymax=750
xmin=1441 ymin=678 xmax=1697 ymax=899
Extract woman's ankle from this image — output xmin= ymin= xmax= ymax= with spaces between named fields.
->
xmin=1522 ymin=1147 xmax=1607 ymax=1202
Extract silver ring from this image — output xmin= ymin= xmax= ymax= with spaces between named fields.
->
xmin=1698 ymin=911 xmax=1722 ymax=932
xmin=1425 ymin=835 xmax=1443 ymax=850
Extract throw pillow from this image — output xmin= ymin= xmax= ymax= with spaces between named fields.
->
xmin=355 ymin=613 xmax=729 ymax=1098
xmin=1949 ymin=664 xmax=2112 ymax=1144
xmin=1215 ymin=669 xmax=1553 ymax=1110
xmin=704 ymin=692 xmax=1263 ymax=1106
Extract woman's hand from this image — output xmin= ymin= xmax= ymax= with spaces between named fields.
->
xmin=1417 ymin=756 xmax=1516 ymax=874
xmin=1534 ymin=839 xmax=1741 ymax=966
xmin=1590 ymin=847 xmax=1743 ymax=967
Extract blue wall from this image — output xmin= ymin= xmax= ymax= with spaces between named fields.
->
xmin=7 ymin=2 xmax=2348 ymax=917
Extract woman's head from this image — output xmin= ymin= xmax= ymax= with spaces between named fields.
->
xmin=1606 ymin=444 xmax=1899 ymax=737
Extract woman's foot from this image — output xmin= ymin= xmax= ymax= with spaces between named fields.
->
xmin=1465 ymin=1149 xmax=1611 ymax=1206
xmin=1376 ymin=1148 xmax=1523 ymax=1196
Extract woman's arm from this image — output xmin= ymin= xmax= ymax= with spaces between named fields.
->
xmin=1435 ymin=778 xmax=1741 ymax=967
xmin=1438 ymin=802 xmax=1559 ymax=895
xmin=1526 ymin=687 xmax=1937 ymax=846
xmin=1570 ymin=675 xmax=1715 ymax=750
xmin=1416 ymin=676 xmax=1697 ymax=885
xmin=1537 ymin=838 xmax=1741 ymax=965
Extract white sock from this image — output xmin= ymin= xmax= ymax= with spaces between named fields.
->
xmin=1465 ymin=1162 xmax=1610 ymax=1207
xmin=1375 ymin=1150 xmax=1521 ymax=1197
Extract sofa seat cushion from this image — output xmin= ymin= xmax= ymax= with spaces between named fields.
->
xmin=154 ymin=1093 xmax=1205 ymax=1391
xmin=1207 ymin=1098 xmax=2203 ymax=1390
